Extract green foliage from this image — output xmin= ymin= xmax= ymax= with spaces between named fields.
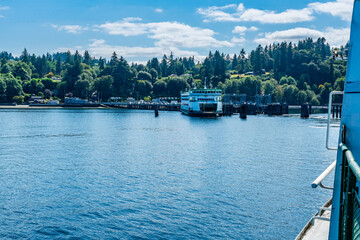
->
xmin=167 ymin=77 xmax=190 ymax=97
xmin=12 ymin=95 xmax=24 ymax=104
xmin=279 ymin=76 xmax=296 ymax=85
xmin=0 ymin=63 xmax=12 ymax=74
xmin=44 ymin=89 xmax=52 ymax=99
xmin=13 ymin=62 xmax=32 ymax=81
xmin=262 ymin=79 xmax=278 ymax=95
xmin=298 ymin=90 xmax=308 ymax=104
xmin=282 ymin=84 xmax=299 ymax=105
xmin=334 ymin=76 xmax=345 ymax=91
xmin=63 ymin=51 xmax=83 ymax=91
xmin=93 ymin=75 xmax=113 ymax=101
xmin=310 ymin=96 xmax=320 ymax=106
xmin=135 ymin=80 xmax=153 ymax=98
xmin=41 ymin=78 xmax=56 ymax=90
xmin=74 ymin=79 xmax=90 ymax=99
xmin=111 ymin=56 xmax=132 ymax=96
xmin=153 ymin=80 xmax=167 ymax=97
xmin=0 ymin=78 xmax=6 ymax=95
xmin=2 ymin=74 xmax=23 ymax=101
xmin=319 ymin=82 xmax=333 ymax=105
xmin=56 ymin=81 xmax=68 ymax=99
xmin=35 ymin=82 xmax=45 ymax=93
xmin=224 ymin=76 xmax=261 ymax=96
xmin=0 ymin=36 xmax=348 ymax=103
xmin=137 ymin=71 xmax=152 ymax=81
xmin=149 ymin=68 xmax=158 ymax=81
xmin=144 ymin=96 xmax=151 ymax=102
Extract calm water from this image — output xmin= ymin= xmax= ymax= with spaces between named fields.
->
xmin=0 ymin=109 xmax=339 ymax=239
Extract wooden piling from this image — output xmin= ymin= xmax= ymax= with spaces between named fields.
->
xmin=154 ymin=105 xmax=159 ymax=117
xmin=301 ymin=104 xmax=310 ymax=118
xmin=239 ymin=103 xmax=247 ymax=119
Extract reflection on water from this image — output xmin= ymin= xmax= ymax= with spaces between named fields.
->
xmin=0 ymin=109 xmax=337 ymax=239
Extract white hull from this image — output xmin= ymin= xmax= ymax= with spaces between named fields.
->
xmin=180 ymin=89 xmax=223 ymax=117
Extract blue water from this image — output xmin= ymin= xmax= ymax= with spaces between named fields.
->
xmin=0 ymin=109 xmax=339 ymax=239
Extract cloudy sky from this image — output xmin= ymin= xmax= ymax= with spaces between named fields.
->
xmin=0 ymin=0 xmax=353 ymax=61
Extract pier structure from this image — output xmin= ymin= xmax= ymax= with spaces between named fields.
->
xmin=103 ymin=102 xmax=181 ymax=111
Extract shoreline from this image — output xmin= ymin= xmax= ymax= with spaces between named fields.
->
xmin=0 ymin=104 xmax=106 ymax=109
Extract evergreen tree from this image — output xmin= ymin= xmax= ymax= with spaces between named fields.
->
xmin=160 ymin=55 xmax=168 ymax=77
xmin=56 ymin=56 xmax=62 ymax=75
xmin=65 ymin=51 xmax=73 ymax=65
xmin=232 ymin=54 xmax=238 ymax=71
xmin=83 ymin=50 xmax=91 ymax=65
xmin=99 ymin=57 xmax=105 ymax=70
xmin=111 ymin=56 xmax=132 ymax=96
xmin=21 ymin=48 xmax=29 ymax=63
xmin=110 ymin=52 xmax=118 ymax=66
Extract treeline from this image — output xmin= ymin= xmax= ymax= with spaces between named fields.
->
xmin=0 ymin=37 xmax=347 ymax=105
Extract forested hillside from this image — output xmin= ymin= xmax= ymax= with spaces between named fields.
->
xmin=0 ymin=37 xmax=347 ymax=105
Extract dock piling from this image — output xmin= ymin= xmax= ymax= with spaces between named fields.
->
xmin=239 ymin=104 xmax=247 ymax=119
xmin=154 ymin=105 xmax=159 ymax=117
xmin=301 ymin=104 xmax=310 ymax=118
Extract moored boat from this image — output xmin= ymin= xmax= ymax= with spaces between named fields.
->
xmin=180 ymin=88 xmax=222 ymax=116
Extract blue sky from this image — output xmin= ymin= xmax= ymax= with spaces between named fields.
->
xmin=0 ymin=0 xmax=353 ymax=62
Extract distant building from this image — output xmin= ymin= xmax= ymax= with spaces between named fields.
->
xmin=28 ymin=95 xmax=45 ymax=104
xmin=255 ymin=94 xmax=271 ymax=106
xmin=65 ymin=97 xmax=89 ymax=104
xmin=224 ymin=94 xmax=246 ymax=104
xmin=126 ymin=97 xmax=136 ymax=103
xmin=109 ymin=97 xmax=122 ymax=102
xmin=47 ymin=100 xmax=60 ymax=105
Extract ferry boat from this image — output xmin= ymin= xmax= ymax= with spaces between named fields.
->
xmin=296 ymin=1 xmax=360 ymax=239
xmin=180 ymin=88 xmax=223 ymax=116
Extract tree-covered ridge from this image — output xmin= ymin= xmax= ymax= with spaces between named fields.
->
xmin=0 ymin=37 xmax=347 ymax=105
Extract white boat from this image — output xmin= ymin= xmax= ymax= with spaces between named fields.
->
xmin=180 ymin=88 xmax=223 ymax=116
xmin=297 ymin=1 xmax=360 ymax=239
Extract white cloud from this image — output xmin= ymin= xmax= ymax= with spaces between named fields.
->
xmin=95 ymin=21 xmax=148 ymax=36
xmin=54 ymin=46 xmax=84 ymax=54
xmin=51 ymin=24 xmax=89 ymax=34
xmin=231 ymin=37 xmax=246 ymax=46
xmin=324 ymin=27 xmax=351 ymax=47
xmin=88 ymin=39 xmax=201 ymax=59
xmin=309 ymin=0 xmax=353 ymax=21
xmin=95 ymin=19 xmax=234 ymax=48
xmin=232 ymin=26 xmax=247 ymax=34
xmin=54 ymin=39 xmax=206 ymax=61
xmin=240 ymin=8 xmax=314 ymax=24
xmin=197 ymin=3 xmax=314 ymax=24
xmin=0 ymin=5 xmax=9 ymax=18
xmin=155 ymin=8 xmax=163 ymax=13
xmin=254 ymin=27 xmax=350 ymax=47
xmin=232 ymin=26 xmax=258 ymax=35
xmin=122 ymin=17 xmax=142 ymax=22
xmin=249 ymin=26 xmax=259 ymax=31
xmin=197 ymin=0 xmax=353 ymax=23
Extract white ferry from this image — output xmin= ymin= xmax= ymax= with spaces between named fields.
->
xmin=180 ymin=88 xmax=223 ymax=116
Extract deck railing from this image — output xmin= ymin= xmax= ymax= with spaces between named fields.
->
xmin=339 ymin=143 xmax=360 ymax=240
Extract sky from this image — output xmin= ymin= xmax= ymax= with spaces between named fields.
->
xmin=0 ymin=0 xmax=354 ymax=62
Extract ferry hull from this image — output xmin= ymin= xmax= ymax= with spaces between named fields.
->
xmin=181 ymin=108 xmax=222 ymax=117
xmin=180 ymin=88 xmax=223 ymax=117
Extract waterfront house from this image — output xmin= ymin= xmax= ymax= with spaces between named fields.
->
xmin=65 ymin=97 xmax=89 ymax=104
xmin=47 ymin=100 xmax=60 ymax=105
xmin=28 ymin=95 xmax=45 ymax=104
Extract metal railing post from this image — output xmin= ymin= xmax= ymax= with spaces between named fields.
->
xmin=326 ymin=91 xmax=343 ymax=150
